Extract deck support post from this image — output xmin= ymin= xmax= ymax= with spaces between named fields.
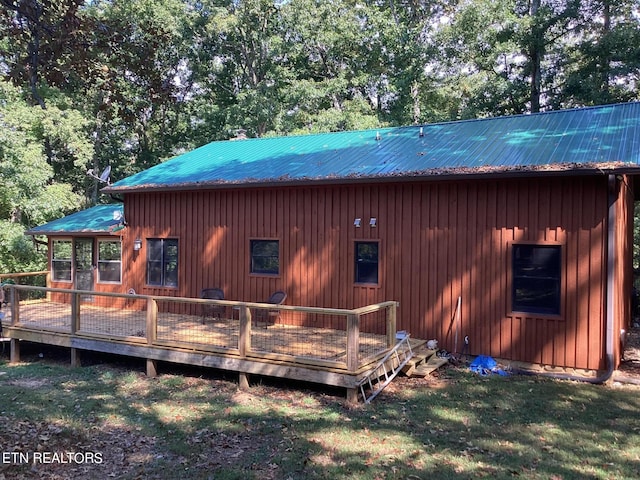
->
xmin=70 ymin=348 xmax=81 ymax=367
xmin=10 ymin=338 xmax=20 ymax=363
xmin=147 ymin=359 xmax=158 ymax=377
xmin=346 ymin=387 xmax=358 ymax=404
xmin=238 ymin=372 xmax=250 ymax=390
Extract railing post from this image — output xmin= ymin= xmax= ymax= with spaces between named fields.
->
xmin=10 ymin=286 xmax=19 ymax=326
xmin=46 ymin=271 xmax=51 ymax=301
xmin=70 ymin=292 xmax=80 ymax=334
xmin=346 ymin=313 xmax=360 ymax=372
xmin=70 ymin=292 xmax=81 ymax=367
xmin=238 ymin=304 xmax=252 ymax=390
xmin=146 ymin=298 xmax=158 ymax=344
xmin=386 ymin=302 xmax=397 ymax=348
xmin=146 ymin=298 xmax=158 ymax=377
xmin=8 ymin=286 xmax=20 ymax=363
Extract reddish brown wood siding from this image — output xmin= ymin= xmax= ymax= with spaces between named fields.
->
xmin=614 ymin=175 xmax=635 ymax=368
xmin=110 ymin=175 xmax=620 ymax=370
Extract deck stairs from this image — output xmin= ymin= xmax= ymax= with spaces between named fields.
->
xmin=401 ymin=343 xmax=449 ymax=378
xmin=358 ymin=334 xmax=413 ymax=404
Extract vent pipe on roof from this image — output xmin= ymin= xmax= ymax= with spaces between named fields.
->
xmin=231 ymin=129 xmax=247 ymax=141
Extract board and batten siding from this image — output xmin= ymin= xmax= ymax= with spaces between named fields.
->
xmin=121 ymin=174 xmax=617 ymax=370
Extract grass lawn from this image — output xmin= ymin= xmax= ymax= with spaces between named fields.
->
xmin=1 ymin=345 xmax=639 ymax=480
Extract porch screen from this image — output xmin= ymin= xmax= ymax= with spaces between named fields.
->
xmin=512 ymin=244 xmax=561 ymax=315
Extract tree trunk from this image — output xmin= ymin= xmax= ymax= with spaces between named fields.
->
xmin=528 ymin=0 xmax=542 ymax=113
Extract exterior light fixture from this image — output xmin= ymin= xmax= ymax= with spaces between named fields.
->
xmin=375 ymin=131 xmax=381 ymax=141
xmin=354 ymin=218 xmax=362 ymax=228
xmin=419 ymin=127 xmax=424 ymax=137
xmin=133 ymin=238 xmax=142 ymax=251
xmin=369 ymin=217 xmax=377 ymax=227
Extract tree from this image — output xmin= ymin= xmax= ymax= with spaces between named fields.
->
xmin=0 ymin=81 xmax=81 ymax=272
xmin=556 ymin=0 xmax=640 ymax=107
xmin=0 ymin=0 xmax=89 ymax=108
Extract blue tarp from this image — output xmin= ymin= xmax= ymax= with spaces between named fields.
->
xmin=469 ymin=355 xmax=508 ymax=376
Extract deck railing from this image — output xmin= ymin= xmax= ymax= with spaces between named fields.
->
xmin=1 ymin=284 xmax=398 ymax=373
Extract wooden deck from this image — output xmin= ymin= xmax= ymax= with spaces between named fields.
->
xmin=1 ymin=286 xmax=401 ymax=402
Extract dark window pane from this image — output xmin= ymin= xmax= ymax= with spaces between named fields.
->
xmin=512 ymin=245 xmax=561 ymax=315
xmin=52 ymin=240 xmax=72 ymax=281
xmin=147 ymin=240 xmax=163 ymax=262
xmin=146 ymin=239 xmax=179 ymax=287
xmin=147 ymin=262 xmax=163 ymax=285
xmin=52 ymin=261 xmax=72 ymax=282
xmin=250 ymin=240 xmax=279 ymax=275
xmin=98 ymin=263 xmax=121 ymax=283
xmin=355 ymin=241 xmax=379 ymax=284
xmin=98 ymin=241 xmax=122 ymax=283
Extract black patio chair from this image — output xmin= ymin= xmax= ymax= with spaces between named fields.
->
xmin=200 ymin=288 xmax=226 ymax=324
xmin=253 ymin=290 xmax=287 ymax=328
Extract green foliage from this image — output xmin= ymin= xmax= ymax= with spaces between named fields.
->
xmin=0 ymin=81 xmax=82 ymax=273
xmin=0 ymin=220 xmax=44 ymax=272
xmin=0 ymin=0 xmax=639 ymax=272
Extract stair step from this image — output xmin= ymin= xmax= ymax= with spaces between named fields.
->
xmin=401 ymin=348 xmax=437 ymax=376
xmin=412 ymin=356 xmax=449 ymax=377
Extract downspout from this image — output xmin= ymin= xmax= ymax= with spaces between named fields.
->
xmin=519 ymin=175 xmax=617 ymax=383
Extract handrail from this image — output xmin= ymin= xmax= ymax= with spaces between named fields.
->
xmin=0 ymin=271 xmax=48 ymax=280
xmin=3 ymin=284 xmax=399 ymax=374
xmin=7 ymin=284 xmax=395 ymax=316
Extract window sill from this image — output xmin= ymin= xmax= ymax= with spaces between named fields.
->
xmin=509 ymin=310 xmax=564 ymax=320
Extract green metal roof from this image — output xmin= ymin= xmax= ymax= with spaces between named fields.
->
xmin=105 ymin=101 xmax=640 ymax=192
xmin=26 ymin=204 xmax=124 ymax=235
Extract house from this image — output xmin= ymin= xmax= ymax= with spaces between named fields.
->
xmin=27 ymin=102 xmax=640 ymax=375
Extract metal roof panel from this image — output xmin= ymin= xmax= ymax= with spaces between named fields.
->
xmin=105 ymin=102 xmax=640 ymax=192
xmin=26 ymin=205 xmax=124 ymax=235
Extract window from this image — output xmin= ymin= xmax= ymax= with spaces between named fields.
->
xmin=512 ymin=244 xmax=561 ymax=315
xmin=355 ymin=241 xmax=379 ymax=284
xmin=97 ymin=239 xmax=122 ymax=283
xmin=250 ymin=239 xmax=279 ymax=275
xmin=146 ymin=239 xmax=178 ymax=287
xmin=52 ymin=240 xmax=72 ymax=282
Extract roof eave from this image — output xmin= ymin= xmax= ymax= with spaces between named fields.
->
xmin=102 ymin=163 xmax=640 ymax=194
xmin=25 ymin=229 xmax=122 ymax=236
